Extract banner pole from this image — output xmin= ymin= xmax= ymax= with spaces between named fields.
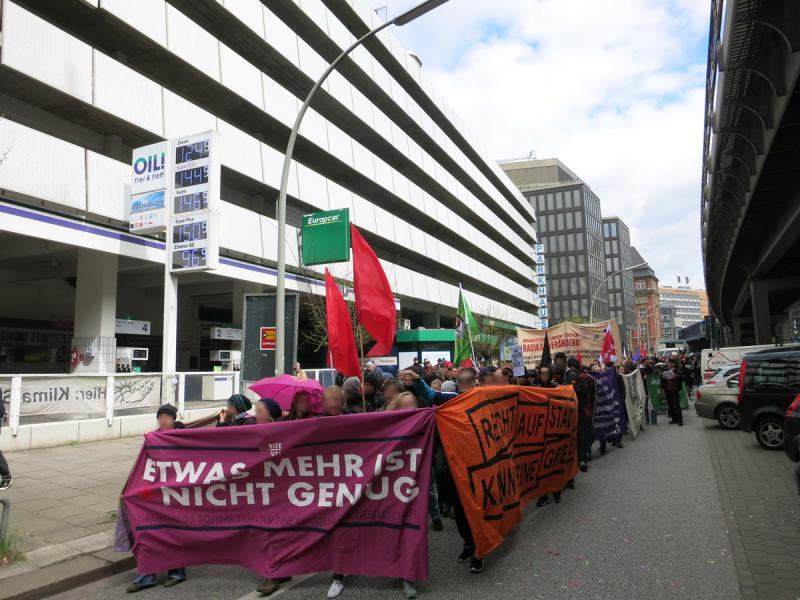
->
xmin=359 ymin=327 xmax=366 ymax=413
xmin=461 ymin=283 xmax=477 ymax=366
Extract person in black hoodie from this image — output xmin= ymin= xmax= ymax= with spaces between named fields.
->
xmin=661 ymin=359 xmax=684 ymax=425
xmin=568 ymin=358 xmax=595 ymax=472
xmin=126 ymin=404 xmax=186 ymax=592
xmin=0 ymin=397 xmax=11 ymax=491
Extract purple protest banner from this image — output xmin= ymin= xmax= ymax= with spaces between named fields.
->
xmin=589 ymin=368 xmax=628 ymax=441
xmin=120 ymin=409 xmax=435 ymax=581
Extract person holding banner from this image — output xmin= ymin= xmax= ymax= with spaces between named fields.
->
xmin=126 ymin=404 xmax=187 ymax=593
xmin=216 ymin=394 xmax=256 ymax=426
xmin=399 ymin=368 xmax=484 ymax=575
xmin=255 ymin=398 xmax=283 ymax=424
xmin=320 ymin=386 xmax=351 ymax=417
xmin=287 ymin=391 xmax=314 ymax=421
xmin=568 ymin=358 xmax=596 ymax=472
xmin=535 ymin=365 xmax=558 ymax=388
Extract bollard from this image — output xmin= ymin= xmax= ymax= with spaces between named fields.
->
xmin=0 ymin=498 xmax=10 ymax=540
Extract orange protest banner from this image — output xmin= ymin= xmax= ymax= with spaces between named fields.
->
xmin=435 ymin=385 xmax=578 ymax=558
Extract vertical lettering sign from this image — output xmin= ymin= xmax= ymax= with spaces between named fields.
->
xmin=534 ymin=244 xmax=548 ymax=328
xmin=169 ymin=131 xmax=220 ymax=272
xmin=130 ymin=141 xmax=169 ymax=233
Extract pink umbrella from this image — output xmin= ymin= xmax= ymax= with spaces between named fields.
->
xmin=248 ymin=375 xmax=324 ymax=413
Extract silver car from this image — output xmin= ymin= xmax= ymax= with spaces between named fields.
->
xmin=695 ymin=372 xmax=741 ymax=429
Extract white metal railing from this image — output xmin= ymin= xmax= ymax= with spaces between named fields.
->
xmin=1 ymin=371 xmax=240 ymax=436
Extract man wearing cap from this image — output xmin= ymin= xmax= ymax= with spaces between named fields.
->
xmin=126 ymin=404 xmax=186 ymax=592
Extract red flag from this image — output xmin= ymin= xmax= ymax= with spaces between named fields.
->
xmin=325 ymin=268 xmax=360 ymax=377
xmin=350 ymin=224 xmax=396 ymax=355
xmin=599 ymin=326 xmax=617 ymax=364
xmin=641 ymin=345 xmax=648 ymax=359
xmin=576 ymin=350 xmax=583 ymax=366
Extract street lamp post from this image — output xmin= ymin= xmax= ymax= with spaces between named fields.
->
xmin=273 ymin=0 xmax=451 ymax=375
xmin=589 ymin=262 xmax=647 ymax=324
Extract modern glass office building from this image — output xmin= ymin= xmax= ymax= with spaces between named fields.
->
xmin=602 ymin=216 xmax=636 ymax=349
xmin=500 ymin=158 xmax=609 ymax=324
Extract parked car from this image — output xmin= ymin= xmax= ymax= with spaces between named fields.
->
xmin=704 ymin=364 xmax=740 ymax=386
xmin=785 ymin=393 xmax=800 ymax=496
xmin=738 ymin=346 xmax=800 ymax=450
xmin=785 ymin=393 xmax=800 ymax=461
xmin=696 ymin=373 xmax=741 ymax=429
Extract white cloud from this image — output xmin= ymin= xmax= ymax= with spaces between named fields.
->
xmin=375 ymin=0 xmax=709 ymax=288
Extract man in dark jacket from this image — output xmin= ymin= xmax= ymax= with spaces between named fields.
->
xmin=569 ymin=358 xmax=595 ymax=472
xmin=0 ymin=397 xmax=11 ymax=490
xmin=661 ymin=359 xmax=683 ymax=426
xmin=399 ymin=367 xmax=484 ymax=574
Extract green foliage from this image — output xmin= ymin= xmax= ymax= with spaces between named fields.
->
xmin=0 ymin=531 xmax=26 ymax=565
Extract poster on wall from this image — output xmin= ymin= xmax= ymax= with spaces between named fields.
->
xmin=0 ymin=376 xmax=161 ymax=416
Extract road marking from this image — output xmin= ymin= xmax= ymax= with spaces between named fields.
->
xmin=236 ymin=573 xmax=317 ymax=600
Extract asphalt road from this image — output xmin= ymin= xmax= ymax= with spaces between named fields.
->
xmin=55 ymin=413 xmax=741 ymax=600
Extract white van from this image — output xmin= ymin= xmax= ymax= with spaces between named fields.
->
xmin=701 ymin=344 xmax=777 ymax=380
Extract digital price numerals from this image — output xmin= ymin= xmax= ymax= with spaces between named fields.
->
xmin=174 ymin=191 xmax=208 ymax=214
xmin=172 ymin=248 xmax=207 ymax=270
xmin=175 ymin=140 xmax=210 ymax=165
xmin=174 ymin=166 xmax=208 ymax=189
xmin=172 ymin=220 xmax=208 ymax=244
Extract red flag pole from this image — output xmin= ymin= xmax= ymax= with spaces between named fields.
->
xmin=358 ymin=327 xmax=366 ymax=413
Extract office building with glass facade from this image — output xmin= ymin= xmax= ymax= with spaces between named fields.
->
xmin=602 ymin=217 xmax=636 ymax=349
xmin=500 ymin=158 xmax=609 ymax=324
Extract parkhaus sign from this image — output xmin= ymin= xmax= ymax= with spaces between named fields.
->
xmin=301 ymin=208 xmax=350 ymax=266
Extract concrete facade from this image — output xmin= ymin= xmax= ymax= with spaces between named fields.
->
xmin=702 ymin=0 xmax=800 ymax=345
xmin=0 ymin=0 xmax=539 ymax=375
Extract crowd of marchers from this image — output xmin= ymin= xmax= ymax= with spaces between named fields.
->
xmin=106 ymin=351 xmax=701 ymax=599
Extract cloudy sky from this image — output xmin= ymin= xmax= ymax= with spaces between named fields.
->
xmin=376 ymin=0 xmax=709 ymax=289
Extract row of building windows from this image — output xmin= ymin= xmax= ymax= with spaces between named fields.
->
xmin=548 ymin=253 xmax=587 ymax=276
xmin=585 ymin=189 xmax=602 ymax=219
xmin=551 ymin=298 xmax=593 ymax=321
xmin=602 ymin=221 xmax=619 ymax=238
xmin=537 ymin=210 xmax=585 ymax=235
xmin=541 ymin=232 xmax=586 ymax=254
xmin=548 ymin=275 xmax=590 ymax=298
xmin=530 ymin=189 xmax=583 ymax=214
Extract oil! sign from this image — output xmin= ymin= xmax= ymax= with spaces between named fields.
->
xmin=301 ymin=208 xmax=350 ymax=266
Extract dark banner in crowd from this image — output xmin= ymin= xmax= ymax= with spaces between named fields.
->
xmin=120 ymin=410 xmax=435 ymax=581
xmin=590 ymin=369 xmax=628 ymax=441
xmin=435 ymin=385 xmax=578 ymax=558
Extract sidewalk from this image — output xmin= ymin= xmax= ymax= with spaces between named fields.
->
xmin=0 ymin=437 xmax=142 ymax=599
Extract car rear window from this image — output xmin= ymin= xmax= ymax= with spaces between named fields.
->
xmin=743 ymin=357 xmax=800 ymax=390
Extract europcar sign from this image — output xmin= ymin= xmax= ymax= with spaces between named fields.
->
xmin=301 ymin=208 xmax=350 ymax=266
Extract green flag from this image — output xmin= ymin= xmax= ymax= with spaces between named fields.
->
xmin=454 ymin=286 xmax=477 ymax=366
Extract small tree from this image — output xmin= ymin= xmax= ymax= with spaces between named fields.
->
xmin=472 ymin=310 xmax=517 ymax=363
xmin=299 ymin=271 xmax=372 ymax=355
xmin=562 ymin=315 xmax=589 ymax=324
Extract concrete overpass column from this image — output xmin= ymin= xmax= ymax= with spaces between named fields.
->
xmin=731 ymin=318 xmax=746 ymax=346
xmin=422 ymin=307 xmax=441 ymax=329
xmin=71 ymin=249 xmax=118 ymax=374
xmin=232 ymin=281 xmax=262 ymax=355
xmin=750 ymin=281 xmax=772 ymax=344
